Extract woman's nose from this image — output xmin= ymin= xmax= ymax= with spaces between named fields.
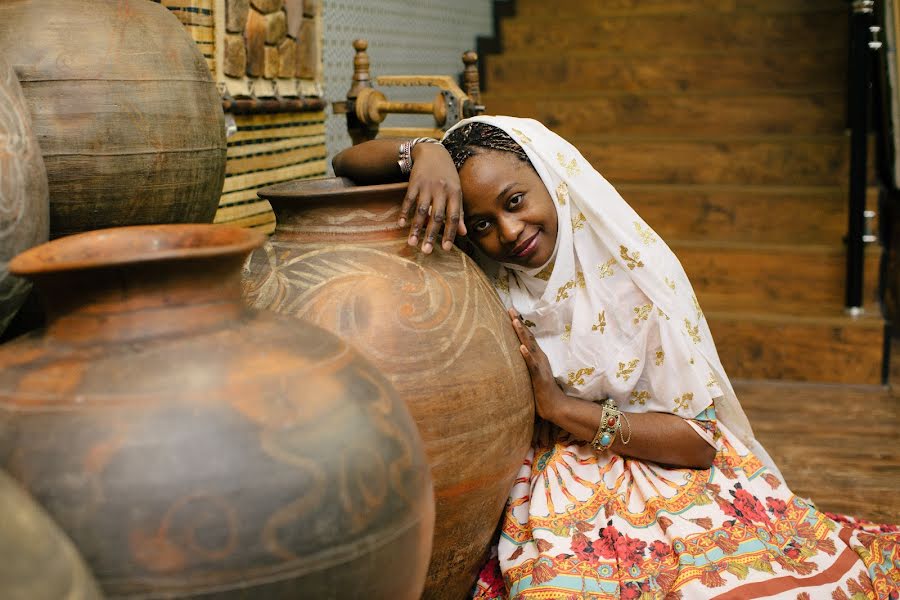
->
xmin=498 ymin=215 xmax=524 ymax=245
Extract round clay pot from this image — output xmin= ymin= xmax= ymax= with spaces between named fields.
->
xmin=243 ymin=177 xmax=534 ymax=600
xmin=0 ymin=59 xmax=49 ymax=335
xmin=0 ymin=0 xmax=226 ymax=238
xmin=0 ymin=224 xmax=434 ymax=599
xmin=0 ymin=470 xmax=104 ymax=599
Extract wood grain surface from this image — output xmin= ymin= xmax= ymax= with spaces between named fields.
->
xmin=736 ymin=379 xmax=899 ymax=523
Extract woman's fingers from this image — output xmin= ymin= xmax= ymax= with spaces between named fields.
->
xmin=441 ymin=187 xmax=463 ymax=251
xmin=422 ymin=192 xmax=447 ymax=254
xmin=399 ymin=184 xmax=418 ymax=229
xmin=408 ymin=189 xmax=432 ymax=247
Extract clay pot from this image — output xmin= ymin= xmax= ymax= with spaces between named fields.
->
xmin=0 ymin=224 xmax=434 ymax=599
xmin=0 ymin=60 xmax=49 ymax=335
xmin=243 ymin=177 xmax=534 ymax=599
xmin=0 ymin=470 xmax=103 ymax=599
xmin=0 ymin=0 xmax=226 ymax=238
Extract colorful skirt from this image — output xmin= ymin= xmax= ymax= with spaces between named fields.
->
xmin=473 ymin=410 xmax=900 ymax=599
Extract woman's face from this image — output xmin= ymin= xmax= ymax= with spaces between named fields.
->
xmin=459 ymin=150 xmax=558 ymax=269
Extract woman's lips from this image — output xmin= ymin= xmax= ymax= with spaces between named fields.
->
xmin=510 ymin=232 xmax=539 ymax=259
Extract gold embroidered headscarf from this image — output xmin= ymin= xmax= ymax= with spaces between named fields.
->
xmin=444 ymin=116 xmax=780 ymax=474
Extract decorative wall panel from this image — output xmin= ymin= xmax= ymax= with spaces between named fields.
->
xmin=156 ymin=0 xmax=326 ymax=233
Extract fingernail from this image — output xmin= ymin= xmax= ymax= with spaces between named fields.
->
xmin=442 ymin=241 xmax=452 ymax=251
xmin=399 ymin=217 xmax=406 ymax=227
xmin=408 ymin=235 xmax=418 ymax=246
xmin=422 ymin=242 xmax=432 ymax=254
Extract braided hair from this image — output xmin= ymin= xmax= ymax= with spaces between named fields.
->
xmin=441 ymin=122 xmax=531 ymax=170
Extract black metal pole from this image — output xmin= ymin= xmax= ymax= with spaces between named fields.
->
xmin=846 ymin=0 xmax=876 ymax=314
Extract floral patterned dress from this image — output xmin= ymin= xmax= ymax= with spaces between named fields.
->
xmin=473 ymin=406 xmax=900 ymax=600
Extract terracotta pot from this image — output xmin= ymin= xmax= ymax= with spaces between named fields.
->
xmin=0 ymin=60 xmax=49 ymax=335
xmin=0 ymin=470 xmax=103 ymax=599
xmin=0 ymin=224 xmax=434 ymax=599
xmin=0 ymin=0 xmax=226 ymax=238
xmin=243 ymin=177 xmax=534 ymax=600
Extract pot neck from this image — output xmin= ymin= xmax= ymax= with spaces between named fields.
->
xmin=34 ymin=255 xmax=247 ymax=345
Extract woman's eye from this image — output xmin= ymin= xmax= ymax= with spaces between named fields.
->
xmin=508 ymin=194 xmax=524 ymax=209
xmin=474 ymin=220 xmax=491 ymax=233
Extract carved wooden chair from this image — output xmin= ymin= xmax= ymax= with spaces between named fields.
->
xmin=332 ymin=39 xmax=486 ymax=144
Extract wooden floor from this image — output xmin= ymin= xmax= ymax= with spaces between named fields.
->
xmin=735 ymin=344 xmax=900 ymax=524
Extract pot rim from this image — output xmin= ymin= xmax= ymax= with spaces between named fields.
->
xmin=258 ymin=176 xmax=409 ymax=203
xmin=9 ymin=224 xmax=264 ymax=277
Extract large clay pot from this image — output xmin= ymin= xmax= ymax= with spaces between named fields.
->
xmin=243 ymin=177 xmax=535 ymax=599
xmin=0 ymin=470 xmax=104 ymax=599
xmin=0 ymin=60 xmax=49 ymax=335
xmin=0 ymin=224 xmax=434 ymax=599
xmin=0 ymin=0 xmax=226 ymax=238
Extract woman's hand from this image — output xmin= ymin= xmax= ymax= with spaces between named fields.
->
xmin=510 ymin=308 xmax=567 ymax=421
xmin=399 ymin=143 xmax=466 ymax=254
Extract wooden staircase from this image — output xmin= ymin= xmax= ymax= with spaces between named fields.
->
xmin=483 ymin=0 xmax=888 ymax=384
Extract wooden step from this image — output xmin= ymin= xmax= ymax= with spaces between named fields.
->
xmin=708 ymin=311 xmax=885 ymax=384
xmin=515 ymin=0 xmax=846 ymax=18
xmin=677 ymin=241 xmax=881 ymax=314
xmin=501 ymin=13 xmax=846 ymax=54
xmin=487 ymin=49 xmax=845 ymax=94
xmin=573 ymin=136 xmax=852 ymax=186
xmin=483 ymin=91 xmax=844 ymax=138
xmin=622 ymin=184 xmax=878 ymax=246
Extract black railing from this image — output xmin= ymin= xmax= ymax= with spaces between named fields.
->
xmin=846 ymin=0 xmax=880 ymax=314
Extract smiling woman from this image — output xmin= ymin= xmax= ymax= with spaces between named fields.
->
xmin=331 ymin=116 xmax=900 ymax=600
xmin=457 ymin=149 xmax=558 ymax=269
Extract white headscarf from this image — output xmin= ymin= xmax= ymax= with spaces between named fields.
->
xmin=444 ymin=116 xmax=781 ymax=475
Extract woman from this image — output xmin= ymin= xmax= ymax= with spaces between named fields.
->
xmin=333 ymin=116 xmax=899 ymax=599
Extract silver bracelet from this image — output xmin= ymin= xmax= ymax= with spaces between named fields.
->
xmin=398 ymin=137 xmax=441 ymax=175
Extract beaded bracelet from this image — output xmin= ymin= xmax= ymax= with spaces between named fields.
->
xmin=398 ymin=137 xmax=442 ymax=175
xmin=590 ymin=398 xmax=632 ymax=452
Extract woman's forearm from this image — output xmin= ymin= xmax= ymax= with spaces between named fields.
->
xmin=549 ymin=394 xmax=716 ymax=469
xmin=332 ymin=139 xmax=406 ymax=184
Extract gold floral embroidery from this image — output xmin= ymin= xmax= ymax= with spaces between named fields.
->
xmin=523 ymin=319 xmax=536 ymax=328
xmin=630 ymin=390 xmax=651 ymax=406
xmin=664 ymin=277 xmax=677 ymax=292
xmin=620 ymin=245 xmax=644 ymax=270
xmin=634 ymin=221 xmax=658 ymax=245
xmin=557 ymin=152 xmax=581 ymax=177
xmin=684 ymin=319 xmax=701 ymax=343
xmin=535 ymin=260 xmax=555 ymax=281
xmin=555 ymin=181 xmax=568 ymax=206
xmin=591 ymin=311 xmax=607 ymax=333
xmin=692 ymin=294 xmax=704 ymax=319
xmin=556 ymin=271 xmax=586 ymax=301
xmin=632 ymin=303 xmax=652 ymax=324
xmin=655 ymin=349 xmax=665 ymax=366
xmin=689 ymin=356 xmax=695 ymax=365
xmin=511 ymin=128 xmax=532 ymax=144
xmin=706 ymin=372 xmax=719 ymax=388
xmin=567 ymin=367 xmax=594 ymax=387
xmin=571 ymin=213 xmax=586 ymax=231
xmin=495 ymin=275 xmax=509 ymax=294
xmin=598 ymin=258 xmax=616 ymax=279
xmin=616 ymin=359 xmax=639 ymax=381
xmin=561 ymin=324 xmax=572 ymax=341
xmin=673 ymin=392 xmax=693 ymax=413
xmin=658 ymin=308 xmax=670 ymax=321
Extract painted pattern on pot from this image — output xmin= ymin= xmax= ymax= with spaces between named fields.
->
xmin=0 ymin=224 xmax=433 ymax=599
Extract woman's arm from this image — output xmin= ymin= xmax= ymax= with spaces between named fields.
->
xmin=510 ymin=310 xmax=717 ymax=469
xmin=332 ymin=139 xmax=466 ymax=253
